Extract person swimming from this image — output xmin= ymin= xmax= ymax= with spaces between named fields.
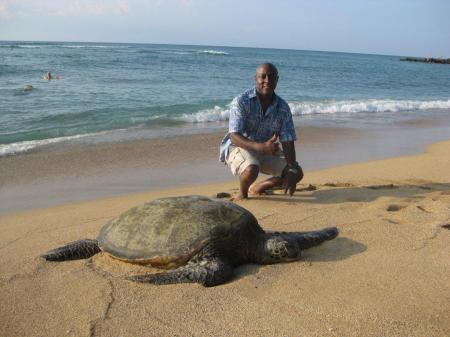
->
xmin=43 ymin=72 xmax=61 ymax=80
xmin=43 ymin=72 xmax=52 ymax=80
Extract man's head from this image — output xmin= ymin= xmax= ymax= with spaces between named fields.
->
xmin=255 ymin=63 xmax=279 ymax=98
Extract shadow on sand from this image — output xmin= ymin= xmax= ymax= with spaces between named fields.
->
xmin=247 ymin=182 xmax=450 ymax=205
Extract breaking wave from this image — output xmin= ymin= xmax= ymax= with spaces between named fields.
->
xmin=2 ymin=99 xmax=449 ymax=156
xmin=178 ymin=106 xmax=230 ymax=122
xmin=0 ymin=133 xmax=107 ymax=156
xmin=179 ymin=99 xmax=450 ymax=123
xmin=198 ymin=50 xmax=230 ymax=55
xmin=289 ymin=99 xmax=450 ymax=116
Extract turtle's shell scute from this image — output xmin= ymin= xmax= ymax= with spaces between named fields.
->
xmin=97 ymin=195 xmax=259 ymax=267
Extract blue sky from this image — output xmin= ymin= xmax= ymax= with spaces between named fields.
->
xmin=0 ymin=0 xmax=449 ymax=56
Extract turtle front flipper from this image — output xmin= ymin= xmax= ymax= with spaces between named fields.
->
xmin=42 ymin=239 xmax=101 ymax=261
xmin=291 ymin=226 xmax=339 ymax=250
xmin=128 ymin=257 xmax=233 ymax=287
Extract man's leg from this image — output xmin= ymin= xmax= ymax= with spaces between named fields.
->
xmin=235 ymin=164 xmax=259 ymax=200
xmin=225 ymin=147 xmax=261 ymax=200
xmin=248 ymin=176 xmax=283 ymax=195
xmin=248 ymin=152 xmax=304 ymax=195
xmin=248 ymin=152 xmax=286 ymax=195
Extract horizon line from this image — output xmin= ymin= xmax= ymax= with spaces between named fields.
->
xmin=0 ymin=39 xmax=421 ymax=59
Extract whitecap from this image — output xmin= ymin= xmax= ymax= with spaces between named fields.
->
xmin=178 ymin=106 xmax=230 ymax=123
xmin=61 ymin=45 xmax=108 ymax=49
xmin=198 ymin=50 xmax=230 ymax=56
xmin=17 ymin=45 xmax=43 ymax=48
xmin=289 ymin=99 xmax=450 ymax=116
xmin=0 ymin=132 xmax=109 ymax=156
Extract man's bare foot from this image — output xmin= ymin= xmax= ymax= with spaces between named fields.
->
xmin=231 ymin=192 xmax=248 ymax=201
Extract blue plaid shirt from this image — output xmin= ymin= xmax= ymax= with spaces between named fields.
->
xmin=219 ymin=87 xmax=296 ymax=162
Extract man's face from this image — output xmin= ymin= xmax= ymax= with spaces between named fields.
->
xmin=255 ymin=65 xmax=278 ymax=98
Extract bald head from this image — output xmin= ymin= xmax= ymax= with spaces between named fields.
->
xmin=255 ymin=63 xmax=279 ymax=99
xmin=256 ymin=63 xmax=278 ymax=76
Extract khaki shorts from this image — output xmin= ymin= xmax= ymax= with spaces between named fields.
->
xmin=225 ymin=146 xmax=286 ymax=177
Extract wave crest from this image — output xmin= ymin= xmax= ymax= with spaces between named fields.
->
xmin=178 ymin=106 xmax=230 ymax=122
xmin=0 ymin=132 xmax=112 ymax=156
xmin=289 ymin=99 xmax=450 ymax=116
xmin=2 ymin=98 xmax=449 ymax=156
xmin=179 ymin=99 xmax=450 ymax=124
xmin=198 ymin=50 xmax=230 ymax=56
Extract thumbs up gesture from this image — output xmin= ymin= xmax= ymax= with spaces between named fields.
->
xmin=262 ymin=134 xmax=279 ymax=155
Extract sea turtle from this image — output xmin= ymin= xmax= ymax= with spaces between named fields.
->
xmin=42 ymin=195 xmax=338 ymax=287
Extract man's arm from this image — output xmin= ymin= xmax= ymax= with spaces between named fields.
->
xmin=281 ymin=140 xmax=303 ymax=196
xmin=230 ymin=132 xmax=279 ymax=155
xmin=281 ymin=140 xmax=296 ymax=166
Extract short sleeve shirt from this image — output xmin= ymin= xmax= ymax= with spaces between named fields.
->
xmin=219 ymin=87 xmax=296 ymax=162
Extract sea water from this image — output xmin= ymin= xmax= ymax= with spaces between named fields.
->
xmin=1 ymin=41 xmax=450 ymax=156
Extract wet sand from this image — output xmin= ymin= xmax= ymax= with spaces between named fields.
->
xmin=2 ymin=112 xmax=450 ymax=213
xmin=0 ymin=138 xmax=449 ymax=336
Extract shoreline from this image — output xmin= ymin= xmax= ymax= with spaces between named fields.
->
xmin=1 ymin=136 xmax=449 ymax=337
xmin=2 ymin=112 xmax=450 ymax=214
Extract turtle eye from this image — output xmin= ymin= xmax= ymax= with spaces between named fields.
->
xmin=265 ymin=236 xmax=300 ymax=262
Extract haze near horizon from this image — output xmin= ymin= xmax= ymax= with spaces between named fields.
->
xmin=0 ymin=0 xmax=449 ymax=57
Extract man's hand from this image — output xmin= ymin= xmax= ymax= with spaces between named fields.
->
xmin=282 ymin=164 xmax=303 ymax=196
xmin=261 ymin=134 xmax=279 ymax=155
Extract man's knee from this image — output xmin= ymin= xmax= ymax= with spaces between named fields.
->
xmin=241 ymin=164 xmax=259 ymax=180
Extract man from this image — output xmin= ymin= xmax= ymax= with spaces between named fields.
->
xmin=219 ymin=63 xmax=303 ymax=200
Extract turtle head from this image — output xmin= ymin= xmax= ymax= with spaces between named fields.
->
xmin=256 ymin=227 xmax=338 ymax=264
xmin=257 ymin=233 xmax=302 ymax=264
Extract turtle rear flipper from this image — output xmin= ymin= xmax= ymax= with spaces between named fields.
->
xmin=42 ymin=239 xmax=101 ymax=261
xmin=128 ymin=257 xmax=233 ymax=287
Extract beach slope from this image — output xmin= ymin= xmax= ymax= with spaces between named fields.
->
xmin=1 ymin=140 xmax=449 ymax=337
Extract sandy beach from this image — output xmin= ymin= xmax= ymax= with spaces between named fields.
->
xmin=2 ymin=111 xmax=450 ymax=213
xmin=2 ymin=1 xmax=449 ymax=335
xmin=1 ymin=124 xmax=450 ymax=336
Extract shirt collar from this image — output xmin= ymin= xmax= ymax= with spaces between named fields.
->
xmin=250 ymin=87 xmax=279 ymax=108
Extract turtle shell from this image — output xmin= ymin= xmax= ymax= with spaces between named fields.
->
xmin=97 ymin=195 xmax=260 ymax=268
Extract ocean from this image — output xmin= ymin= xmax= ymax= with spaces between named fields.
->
xmin=1 ymin=41 xmax=449 ymax=156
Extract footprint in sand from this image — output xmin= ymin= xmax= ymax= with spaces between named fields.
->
xmin=323 ymin=182 xmax=354 ymax=188
xmin=386 ymin=204 xmax=406 ymax=212
xmin=215 ymin=192 xmax=232 ymax=199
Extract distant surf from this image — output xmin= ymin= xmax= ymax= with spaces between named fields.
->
xmin=198 ymin=50 xmax=230 ymax=55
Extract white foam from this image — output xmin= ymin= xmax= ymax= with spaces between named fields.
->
xmin=0 ymin=132 xmax=108 ymax=156
xmin=61 ymin=45 xmax=108 ymax=49
xmin=157 ymin=50 xmax=191 ymax=55
xmin=3 ymin=99 xmax=449 ymax=156
xmin=289 ymin=99 xmax=450 ymax=116
xmin=198 ymin=50 xmax=230 ymax=55
xmin=178 ymin=99 xmax=450 ymax=124
xmin=178 ymin=106 xmax=230 ymax=123
xmin=17 ymin=45 xmax=42 ymax=48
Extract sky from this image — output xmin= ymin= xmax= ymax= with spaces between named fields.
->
xmin=0 ymin=0 xmax=449 ymax=56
